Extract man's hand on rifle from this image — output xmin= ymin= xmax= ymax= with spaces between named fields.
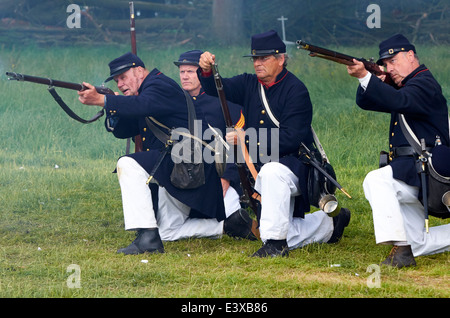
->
xmin=347 ymin=59 xmax=386 ymax=82
xmin=78 ymin=82 xmax=109 ymax=107
xmin=346 ymin=59 xmax=368 ymax=79
xmin=199 ymin=52 xmax=216 ymax=73
xmin=225 ymin=130 xmax=238 ymax=145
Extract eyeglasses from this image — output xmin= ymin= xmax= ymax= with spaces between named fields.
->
xmin=251 ymin=55 xmax=274 ymax=63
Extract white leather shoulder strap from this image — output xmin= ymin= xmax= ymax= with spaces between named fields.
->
xmin=258 ymin=83 xmax=329 ymax=162
xmin=258 ymin=83 xmax=280 ymax=128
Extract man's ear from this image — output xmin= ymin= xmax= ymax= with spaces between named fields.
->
xmin=406 ymin=50 xmax=416 ymax=62
xmin=134 ymin=66 xmax=146 ymax=79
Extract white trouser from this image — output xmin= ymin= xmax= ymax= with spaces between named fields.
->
xmin=116 ymin=156 xmax=240 ymax=241
xmin=117 ymin=156 xmax=157 ymax=230
xmin=363 ymin=165 xmax=450 ymax=256
xmin=254 ymin=162 xmax=334 ymax=248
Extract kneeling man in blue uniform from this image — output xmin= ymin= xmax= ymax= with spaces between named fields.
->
xmin=347 ymin=34 xmax=450 ymax=268
xmin=78 ymin=52 xmax=256 ymax=255
xmin=173 ymin=50 xmax=246 ymax=222
xmin=199 ymin=30 xmax=351 ymax=257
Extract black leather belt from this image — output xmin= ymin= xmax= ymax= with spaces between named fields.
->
xmin=392 ymin=146 xmax=432 ymax=157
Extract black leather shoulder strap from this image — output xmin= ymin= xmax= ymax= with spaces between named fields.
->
xmin=47 ymin=86 xmax=104 ymax=124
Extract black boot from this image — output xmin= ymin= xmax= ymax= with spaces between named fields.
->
xmin=224 ymin=208 xmax=259 ymax=241
xmin=381 ymin=245 xmax=416 ymax=268
xmin=251 ymin=239 xmax=289 ymax=258
xmin=327 ymin=208 xmax=351 ymax=244
xmin=117 ymin=228 xmax=165 ymax=255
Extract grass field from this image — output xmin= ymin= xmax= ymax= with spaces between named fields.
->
xmin=0 ymin=43 xmax=449 ymax=300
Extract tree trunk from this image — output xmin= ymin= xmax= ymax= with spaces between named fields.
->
xmin=212 ymin=0 xmax=245 ymax=45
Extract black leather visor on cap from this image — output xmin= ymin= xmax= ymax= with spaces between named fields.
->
xmin=377 ymin=48 xmax=411 ymax=65
xmin=173 ymin=59 xmax=199 ymax=67
xmin=243 ymin=49 xmax=283 ymax=57
xmin=105 ymin=62 xmax=136 ymax=82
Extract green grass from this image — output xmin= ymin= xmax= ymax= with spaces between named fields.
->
xmin=0 ymin=44 xmax=449 ymax=299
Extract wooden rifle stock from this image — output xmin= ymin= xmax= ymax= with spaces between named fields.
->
xmin=211 ymin=64 xmax=261 ymax=214
xmin=296 ymin=40 xmax=396 ymax=86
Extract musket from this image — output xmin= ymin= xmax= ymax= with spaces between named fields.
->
xmin=211 ymin=64 xmax=261 ymax=216
xmin=6 ymin=72 xmax=114 ymax=94
xmin=129 ymin=1 xmax=143 ymax=153
xmin=296 ymin=40 xmax=396 ymax=86
xmin=6 ymin=71 xmax=113 ymax=123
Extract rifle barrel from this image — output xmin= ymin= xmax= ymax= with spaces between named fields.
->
xmin=296 ymin=40 xmax=387 ymax=77
xmin=129 ymin=2 xmax=137 ymax=55
xmin=210 ymin=63 xmax=261 ymax=214
xmin=297 ymin=40 xmax=356 ymax=64
xmin=211 ymin=64 xmax=234 ymax=128
xmin=129 ymin=1 xmax=143 ymax=154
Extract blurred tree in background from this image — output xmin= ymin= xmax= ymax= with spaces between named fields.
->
xmin=0 ymin=0 xmax=448 ymax=47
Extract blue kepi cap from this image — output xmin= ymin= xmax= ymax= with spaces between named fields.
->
xmin=377 ymin=34 xmax=416 ymax=65
xmin=174 ymin=50 xmax=204 ymax=66
xmin=243 ymin=30 xmax=286 ymax=57
xmin=105 ymin=52 xmax=145 ymax=82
